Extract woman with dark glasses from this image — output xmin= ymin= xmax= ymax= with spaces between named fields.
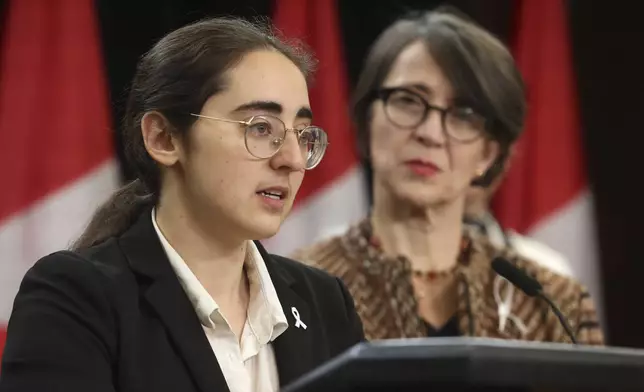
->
xmin=293 ymin=7 xmax=603 ymax=345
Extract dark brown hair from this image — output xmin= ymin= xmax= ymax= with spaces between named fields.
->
xmin=72 ymin=17 xmax=315 ymax=250
xmin=352 ymin=7 xmax=526 ymax=186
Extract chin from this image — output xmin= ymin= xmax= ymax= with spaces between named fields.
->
xmin=404 ymin=195 xmax=444 ymax=209
xmin=391 ymin=182 xmax=445 ymax=208
xmin=233 ymin=195 xmax=294 ymax=240
xmin=242 ymin=213 xmax=284 ymax=241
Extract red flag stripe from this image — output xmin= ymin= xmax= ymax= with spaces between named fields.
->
xmin=492 ymin=0 xmax=586 ymax=233
xmin=0 ymin=328 xmax=5 ymax=360
xmin=272 ymin=0 xmax=360 ymax=205
xmin=0 ymin=0 xmax=113 ymax=223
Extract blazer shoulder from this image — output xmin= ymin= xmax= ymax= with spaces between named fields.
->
xmin=470 ymin=228 xmax=593 ymax=311
xmin=269 ymin=253 xmax=341 ymax=285
xmin=506 ymin=231 xmax=575 ymax=278
xmin=30 ymin=247 xmax=107 ymax=281
xmin=514 ymin=254 xmax=585 ymax=297
xmin=469 ymin=227 xmax=585 ymax=296
xmin=23 ymin=239 xmax=131 ymax=300
xmin=2 ymin=246 xmax=123 ymax=390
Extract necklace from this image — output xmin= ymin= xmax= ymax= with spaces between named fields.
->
xmin=368 ymin=232 xmax=472 ymax=282
xmin=411 ymin=266 xmax=458 ymax=281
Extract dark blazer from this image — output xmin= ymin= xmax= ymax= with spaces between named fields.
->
xmin=0 ymin=209 xmax=365 ymax=392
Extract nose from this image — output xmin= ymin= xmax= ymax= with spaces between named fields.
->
xmin=413 ymin=109 xmax=445 ymax=146
xmin=269 ymin=130 xmax=306 ymax=172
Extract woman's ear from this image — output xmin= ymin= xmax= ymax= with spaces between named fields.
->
xmin=141 ymin=111 xmax=180 ymax=167
xmin=476 ymin=139 xmax=501 ymax=175
xmin=500 ymin=144 xmax=517 ymax=176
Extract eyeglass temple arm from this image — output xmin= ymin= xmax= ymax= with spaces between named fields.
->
xmin=189 ymin=113 xmax=249 ymax=126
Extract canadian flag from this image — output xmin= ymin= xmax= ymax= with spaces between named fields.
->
xmin=492 ymin=0 xmax=605 ymax=323
xmin=264 ymin=0 xmax=369 ymax=256
xmin=0 ymin=0 xmax=119 ymax=358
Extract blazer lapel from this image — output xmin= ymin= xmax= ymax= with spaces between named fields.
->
xmin=119 ymin=209 xmax=230 ymax=392
xmin=255 ymin=242 xmax=323 ymax=387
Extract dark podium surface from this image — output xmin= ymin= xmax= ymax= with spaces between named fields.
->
xmin=281 ymin=337 xmax=644 ymax=392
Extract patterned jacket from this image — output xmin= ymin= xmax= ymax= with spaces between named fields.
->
xmin=291 ymin=219 xmax=604 ymax=344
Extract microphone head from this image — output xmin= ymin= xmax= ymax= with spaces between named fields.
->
xmin=491 ymin=257 xmax=543 ymax=297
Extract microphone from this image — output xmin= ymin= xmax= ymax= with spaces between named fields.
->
xmin=491 ymin=257 xmax=578 ymax=344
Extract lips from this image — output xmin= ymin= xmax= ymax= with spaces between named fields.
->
xmin=256 ymin=186 xmax=289 ymax=212
xmin=404 ymin=159 xmax=441 ymax=177
xmin=256 ymin=186 xmax=289 ymax=200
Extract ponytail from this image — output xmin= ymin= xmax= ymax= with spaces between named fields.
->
xmin=71 ymin=179 xmax=156 ymax=251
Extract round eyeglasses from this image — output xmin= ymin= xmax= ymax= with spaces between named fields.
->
xmin=190 ymin=113 xmax=329 ymax=170
xmin=374 ymin=87 xmax=487 ymax=143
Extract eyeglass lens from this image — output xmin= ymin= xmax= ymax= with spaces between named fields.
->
xmin=244 ymin=115 xmax=327 ymax=169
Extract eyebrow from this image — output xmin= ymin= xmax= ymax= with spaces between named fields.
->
xmin=397 ymin=84 xmax=471 ymax=107
xmin=405 ymin=84 xmax=433 ymax=96
xmin=232 ymin=100 xmax=313 ymax=120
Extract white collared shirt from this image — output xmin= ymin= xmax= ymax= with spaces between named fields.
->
xmin=151 ymin=210 xmax=289 ymax=392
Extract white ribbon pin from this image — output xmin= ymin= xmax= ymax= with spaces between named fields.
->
xmin=291 ymin=307 xmax=307 ymax=330
xmin=494 ymin=276 xmax=528 ymax=336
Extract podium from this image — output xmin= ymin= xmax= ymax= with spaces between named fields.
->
xmin=281 ymin=337 xmax=644 ymax=392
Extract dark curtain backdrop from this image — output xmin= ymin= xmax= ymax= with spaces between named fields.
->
xmin=1 ymin=0 xmax=642 ymax=347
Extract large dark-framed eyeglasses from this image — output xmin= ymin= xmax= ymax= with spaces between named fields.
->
xmin=190 ymin=113 xmax=329 ymax=170
xmin=374 ymin=87 xmax=487 ymax=143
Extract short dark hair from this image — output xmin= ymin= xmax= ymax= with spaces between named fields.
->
xmin=72 ymin=16 xmax=316 ymax=250
xmin=352 ymin=7 xmax=526 ymax=186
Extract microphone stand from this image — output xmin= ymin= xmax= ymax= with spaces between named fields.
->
xmin=537 ymin=290 xmax=578 ymax=344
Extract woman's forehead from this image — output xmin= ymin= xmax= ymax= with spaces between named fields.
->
xmin=384 ymin=42 xmax=454 ymax=101
xmin=213 ymin=50 xmax=311 ymax=115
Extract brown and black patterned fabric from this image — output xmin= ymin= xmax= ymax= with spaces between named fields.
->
xmin=291 ymin=219 xmax=604 ymax=345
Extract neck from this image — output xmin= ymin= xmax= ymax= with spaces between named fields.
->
xmin=463 ymin=196 xmax=489 ymax=221
xmin=155 ymin=183 xmax=248 ymax=304
xmin=370 ymin=182 xmax=465 ymax=272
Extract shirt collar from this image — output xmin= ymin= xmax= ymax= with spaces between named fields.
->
xmin=151 ymin=208 xmax=288 ymax=344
